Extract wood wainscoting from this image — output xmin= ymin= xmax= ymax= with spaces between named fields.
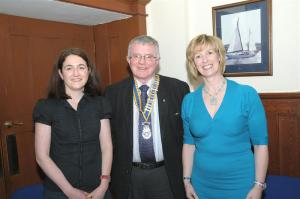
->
xmin=260 ymin=92 xmax=300 ymax=177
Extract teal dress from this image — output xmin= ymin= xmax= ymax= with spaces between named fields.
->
xmin=181 ymin=79 xmax=268 ymax=199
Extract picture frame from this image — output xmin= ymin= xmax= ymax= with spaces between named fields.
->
xmin=212 ymin=0 xmax=272 ymax=76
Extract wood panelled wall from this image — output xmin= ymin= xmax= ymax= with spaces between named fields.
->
xmin=260 ymin=93 xmax=300 ymax=177
xmin=94 ymin=15 xmax=147 ymax=89
xmin=0 ymin=11 xmax=146 ymax=198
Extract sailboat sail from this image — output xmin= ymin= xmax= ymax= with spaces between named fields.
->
xmin=227 ymin=19 xmax=243 ymax=53
xmin=226 ymin=18 xmax=257 ymax=59
xmin=247 ymin=29 xmax=256 ymax=51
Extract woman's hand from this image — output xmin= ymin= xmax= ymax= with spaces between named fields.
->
xmin=245 ymin=185 xmax=263 ymax=199
xmin=184 ymin=181 xmax=199 ymax=199
xmin=86 ymin=182 xmax=109 ymax=199
xmin=65 ymin=187 xmax=88 ymax=199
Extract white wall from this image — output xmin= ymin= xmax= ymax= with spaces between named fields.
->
xmin=146 ymin=0 xmax=300 ymax=92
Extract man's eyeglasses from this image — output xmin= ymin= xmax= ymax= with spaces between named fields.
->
xmin=129 ymin=54 xmax=158 ymax=62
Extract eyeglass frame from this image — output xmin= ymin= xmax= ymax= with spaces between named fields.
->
xmin=128 ymin=54 xmax=160 ymax=62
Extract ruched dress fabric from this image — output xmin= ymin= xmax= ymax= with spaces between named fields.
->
xmin=181 ymin=79 xmax=268 ymax=199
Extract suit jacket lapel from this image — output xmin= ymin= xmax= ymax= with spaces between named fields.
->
xmin=124 ymin=77 xmax=134 ymax=150
xmin=157 ymin=76 xmax=168 ymax=141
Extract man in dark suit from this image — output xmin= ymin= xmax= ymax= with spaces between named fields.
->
xmin=105 ymin=35 xmax=189 ymax=199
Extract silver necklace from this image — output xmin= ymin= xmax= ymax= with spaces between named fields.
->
xmin=203 ymin=80 xmax=226 ymax=105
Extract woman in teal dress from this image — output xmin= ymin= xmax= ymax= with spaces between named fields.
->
xmin=182 ymin=34 xmax=269 ymax=199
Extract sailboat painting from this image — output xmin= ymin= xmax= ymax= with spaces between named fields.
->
xmin=221 ymin=10 xmax=261 ymax=65
xmin=213 ymin=0 xmax=272 ymax=76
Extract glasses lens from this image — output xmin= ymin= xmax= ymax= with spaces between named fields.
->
xmin=130 ymin=54 xmax=157 ymax=62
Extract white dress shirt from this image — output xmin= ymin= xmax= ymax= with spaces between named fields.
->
xmin=132 ymin=77 xmax=164 ymax=162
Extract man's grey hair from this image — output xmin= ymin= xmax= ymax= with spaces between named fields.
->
xmin=127 ymin=35 xmax=160 ymax=58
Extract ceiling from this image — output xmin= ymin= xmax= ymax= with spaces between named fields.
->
xmin=0 ymin=0 xmax=131 ymax=25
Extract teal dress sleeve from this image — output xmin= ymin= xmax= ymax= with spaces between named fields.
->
xmin=181 ymin=93 xmax=195 ymax=145
xmin=243 ymin=86 xmax=268 ymax=145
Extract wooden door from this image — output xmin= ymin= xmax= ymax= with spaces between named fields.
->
xmin=0 ymin=19 xmax=43 ymax=197
xmin=0 ymin=140 xmax=6 ymax=199
xmin=0 ymin=15 xmax=49 ymax=197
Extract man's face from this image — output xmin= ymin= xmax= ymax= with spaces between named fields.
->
xmin=127 ymin=43 xmax=159 ymax=83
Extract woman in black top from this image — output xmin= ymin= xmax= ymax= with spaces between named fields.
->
xmin=33 ymin=48 xmax=112 ymax=199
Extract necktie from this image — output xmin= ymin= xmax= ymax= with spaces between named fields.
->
xmin=138 ymin=85 xmax=156 ymax=163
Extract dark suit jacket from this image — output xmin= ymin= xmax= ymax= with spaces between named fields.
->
xmin=105 ymin=75 xmax=189 ymax=199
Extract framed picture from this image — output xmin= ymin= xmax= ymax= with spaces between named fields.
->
xmin=212 ymin=0 xmax=272 ymax=76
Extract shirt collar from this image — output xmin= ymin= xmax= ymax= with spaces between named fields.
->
xmin=135 ymin=76 xmax=155 ymax=88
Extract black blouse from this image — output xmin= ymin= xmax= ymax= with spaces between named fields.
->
xmin=33 ymin=95 xmax=111 ymax=192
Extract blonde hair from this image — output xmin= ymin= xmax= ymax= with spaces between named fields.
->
xmin=186 ymin=34 xmax=226 ymax=79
